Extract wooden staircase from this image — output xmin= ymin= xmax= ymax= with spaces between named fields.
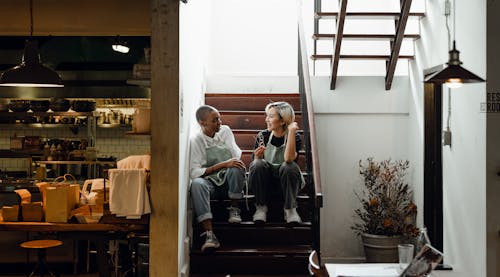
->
xmin=190 ymin=93 xmax=314 ymax=276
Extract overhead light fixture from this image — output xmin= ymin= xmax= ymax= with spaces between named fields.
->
xmin=424 ymin=0 xmax=484 ymax=88
xmin=112 ymin=36 xmax=130 ymax=53
xmin=0 ymin=0 xmax=63 ymax=87
xmin=425 ymin=41 xmax=485 ymax=88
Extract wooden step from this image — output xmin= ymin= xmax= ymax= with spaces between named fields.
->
xmin=234 ymin=129 xmax=304 ymax=151
xmin=311 ymin=54 xmax=414 ymax=60
xmin=315 ymin=11 xmax=425 ymax=19
xmin=313 ymin=33 xmax=420 ymax=40
xmin=190 ymin=245 xmax=311 ymax=275
xmin=220 ymin=111 xmax=302 ymax=130
xmin=207 ymin=195 xmax=311 ymax=223
xmin=192 ymin=222 xmax=312 ymax=248
xmin=205 ymin=93 xmax=301 ymax=112
xmin=241 ymin=150 xmax=306 ymax=169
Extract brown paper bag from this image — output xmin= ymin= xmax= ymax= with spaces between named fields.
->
xmin=69 ymin=184 xmax=80 ymax=210
xmin=35 ymin=182 xmax=51 ymax=213
xmin=45 ymin=186 xmax=71 ymax=223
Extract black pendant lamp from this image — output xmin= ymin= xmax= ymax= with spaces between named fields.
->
xmin=0 ymin=0 xmax=63 ymax=87
xmin=425 ymin=0 xmax=484 ymax=88
xmin=425 ymin=41 xmax=485 ymax=88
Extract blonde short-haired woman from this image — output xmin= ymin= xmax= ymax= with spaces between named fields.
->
xmin=248 ymin=101 xmax=304 ymax=224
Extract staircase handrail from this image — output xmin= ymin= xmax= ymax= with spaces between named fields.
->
xmin=297 ymin=0 xmax=323 ymax=209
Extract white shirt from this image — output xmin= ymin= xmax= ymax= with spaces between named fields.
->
xmin=189 ymin=125 xmax=242 ymax=179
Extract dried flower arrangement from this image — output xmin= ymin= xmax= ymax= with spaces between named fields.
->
xmin=352 ymin=158 xmax=419 ymax=238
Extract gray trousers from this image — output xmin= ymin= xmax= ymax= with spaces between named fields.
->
xmin=190 ymin=167 xmax=245 ymax=223
xmin=248 ymin=159 xmax=302 ymax=209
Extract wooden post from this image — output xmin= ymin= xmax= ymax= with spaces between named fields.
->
xmin=150 ymin=0 xmax=179 ymax=276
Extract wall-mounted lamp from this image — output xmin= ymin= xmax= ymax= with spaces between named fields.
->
xmin=112 ymin=36 xmax=130 ymax=54
xmin=0 ymin=0 xmax=63 ymax=87
xmin=424 ymin=0 xmax=484 ymax=88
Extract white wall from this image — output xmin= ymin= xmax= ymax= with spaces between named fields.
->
xmin=311 ymin=76 xmax=413 ymax=261
xmin=179 ymin=1 xmax=210 ymax=276
xmin=410 ymin=0 xmax=487 ymax=276
xmin=208 ymin=0 xmax=297 ymax=76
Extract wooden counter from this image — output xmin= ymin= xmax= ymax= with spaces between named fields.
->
xmin=0 ymin=217 xmax=148 ymax=277
xmin=0 ymin=221 xmax=146 ymax=232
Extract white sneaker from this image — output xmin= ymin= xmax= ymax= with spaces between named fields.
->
xmin=284 ymin=208 xmax=302 ymax=224
xmin=253 ymin=205 xmax=268 ymax=223
xmin=228 ymin=206 xmax=242 ymax=224
xmin=201 ymin=230 xmax=220 ymax=252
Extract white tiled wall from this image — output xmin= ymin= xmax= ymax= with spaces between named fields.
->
xmin=0 ymin=125 xmax=150 ymax=172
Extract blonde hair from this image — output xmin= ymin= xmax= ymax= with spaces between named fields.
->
xmin=265 ymin=101 xmax=295 ymax=128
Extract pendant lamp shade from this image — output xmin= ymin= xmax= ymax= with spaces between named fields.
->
xmin=425 ymin=41 xmax=484 ymax=87
xmin=0 ymin=40 xmax=63 ymax=87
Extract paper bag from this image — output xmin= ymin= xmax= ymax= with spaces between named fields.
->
xmin=35 ymin=182 xmax=51 ymax=213
xmin=45 ymin=186 xmax=71 ymax=223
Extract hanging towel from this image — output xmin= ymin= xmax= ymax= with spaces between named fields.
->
xmin=117 ymin=155 xmax=151 ymax=170
xmin=109 ymin=168 xmax=151 ymax=219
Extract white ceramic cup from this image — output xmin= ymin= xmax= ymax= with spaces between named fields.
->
xmin=398 ymin=243 xmax=414 ymax=270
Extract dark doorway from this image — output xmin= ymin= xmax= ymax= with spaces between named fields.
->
xmin=423 ymin=82 xmax=443 ymax=252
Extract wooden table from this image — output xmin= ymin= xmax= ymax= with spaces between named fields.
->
xmin=0 ymin=220 xmax=147 ymax=277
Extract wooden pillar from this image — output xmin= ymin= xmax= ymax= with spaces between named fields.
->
xmin=150 ymin=0 xmax=179 ymax=276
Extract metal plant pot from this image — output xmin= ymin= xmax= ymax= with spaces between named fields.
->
xmin=361 ymin=233 xmax=403 ymax=263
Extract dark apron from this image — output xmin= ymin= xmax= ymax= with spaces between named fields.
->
xmin=263 ymin=133 xmax=305 ymax=187
xmin=263 ymin=133 xmax=286 ymax=178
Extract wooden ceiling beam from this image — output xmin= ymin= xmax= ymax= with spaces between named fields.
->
xmin=385 ymin=0 xmax=412 ymax=90
xmin=330 ymin=0 xmax=348 ymax=90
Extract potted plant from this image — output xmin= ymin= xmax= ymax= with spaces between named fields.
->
xmin=352 ymin=158 xmax=419 ymax=262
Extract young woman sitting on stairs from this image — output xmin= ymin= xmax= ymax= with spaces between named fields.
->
xmin=249 ymin=101 xmax=304 ymax=224
xmin=189 ymin=105 xmax=246 ymax=252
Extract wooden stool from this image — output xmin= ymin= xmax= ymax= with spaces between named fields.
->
xmin=20 ymin=239 xmax=63 ymax=277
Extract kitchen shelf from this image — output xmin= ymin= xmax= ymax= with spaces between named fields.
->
xmin=0 ymin=123 xmax=132 ymax=129
xmin=125 ymin=131 xmax=150 ymax=137
xmin=0 ymin=111 xmax=95 ymax=117
xmin=36 ymin=160 xmax=116 ymax=165
xmin=0 ymin=150 xmax=38 ymax=158
xmin=97 ymin=123 xmax=131 ymax=129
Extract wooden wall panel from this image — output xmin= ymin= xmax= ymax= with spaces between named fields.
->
xmin=0 ymin=0 xmax=150 ymax=36
xmin=150 ymin=0 xmax=179 ymax=276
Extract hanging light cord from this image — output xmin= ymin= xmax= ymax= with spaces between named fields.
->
xmin=444 ymin=0 xmax=453 ymax=131
xmin=445 ymin=0 xmax=451 ymax=50
xmin=29 ymin=0 xmax=33 ymax=36
xmin=453 ymin=0 xmax=456 ymax=43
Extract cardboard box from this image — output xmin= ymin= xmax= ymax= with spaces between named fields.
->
xmin=21 ymin=202 xmax=43 ymax=222
xmin=2 ymin=205 xmax=19 ymax=222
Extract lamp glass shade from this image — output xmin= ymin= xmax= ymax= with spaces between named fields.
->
xmin=111 ymin=44 xmax=130 ymax=53
xmin=0 ymin=40 xmax=63 ymax=87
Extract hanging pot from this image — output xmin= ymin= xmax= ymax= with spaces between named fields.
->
xmin=49 ymin=98 xmax=70 ymax=112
